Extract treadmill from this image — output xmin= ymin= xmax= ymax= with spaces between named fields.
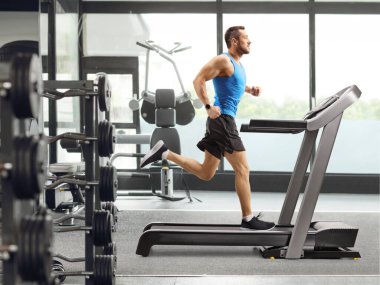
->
xmin=135 ymin=85 xmax=361 ymax=259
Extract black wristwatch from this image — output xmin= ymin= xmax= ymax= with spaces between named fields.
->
xmin=205 ymin=104 xmax=211 ymax=110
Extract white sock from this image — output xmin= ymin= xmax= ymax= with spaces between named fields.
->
xmin=162 ymin=150 xmax=169 ymax=160
xmin=243 ymin=213 xmax=254 ymax=222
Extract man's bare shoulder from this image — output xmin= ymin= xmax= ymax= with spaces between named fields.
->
xmin=212 ymin=54 xmax=233 ymax=76
xmin=213 ymin=54 xmax=230 ymax=65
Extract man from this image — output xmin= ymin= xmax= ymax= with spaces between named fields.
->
xmin=140 ymin=26 xmax=275 ymax=230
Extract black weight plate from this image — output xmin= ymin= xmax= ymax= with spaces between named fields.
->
xmin=97 ymin=75 xmax=111 ymax=112
xmin=97 ymin=121 xmax=105 ymax=156
xmin=18 ymin=217 xmax=29 ymax=279
xmin=26 ymin=216 xmax=38 ymax=280
xmin=31 ymin=136 xmax=48 ymax=195
xmin=104 ymin=166 xmax=117 ymax=202
xmin=10 ymin=53 xmax=42 ymax=119
xmin=93 ymin=211 xmax=100 ymax=246
xmin=39 ymin=214 xmax=53 ymax=283
xmin=106 ymin=255 xmax=115 ymax=285
xmin=100 ymin=255 xmax=106 ymax=285
xmin=21 ymin=137 xmax=35 ymax=199
xmin=14 ymin=137 xmax=35 ymax=199
xmin=94 ymin=255 xmax=114 ymax=285
xmin=99 ymin=167 xmax=116 ymax=202
xmin=103 ymin=242 xmax=117 ymax=257
xmin=108 ymin=123 xmax=115 ymax=155
xmin=105 ymin=77 xmax=111 ymax=111
xmin=35 ymin=215 xmax=45 ymax=281
xmin=98 ymin=120 xmax=111 ymax=157
xmin=104 ymin=202 xmax=118 ymax=224
xmin=93 ymin=211 xmax=107 ymax=246
xmin=110 ymin=166 xmax=117 ymax=202
xmin=12 ymin=137 xmax=24 ymax=197
xmin=99 ymin=167 xmax=107 ymax=201
xmin=102 ymin=121 xmax=112 ymax=157
xmin=23 ymin=137 xmax=35 ymax=198
xmin=10 ymin=54 xmax=28 ymax=117
xmin=31 ymin=216 xmax=42 ymax=281
xmin=106 ymin=166 xmax=113 ymax=202
xmin=100 ymin=211 xmax=106 ymax=246
xmin=93 ymin=256 xmax=102 ymax=285
xmin=19 ymin=216 xmax=32 ymax=279
xmin=106 ymin=212 xmax=114 ymax=244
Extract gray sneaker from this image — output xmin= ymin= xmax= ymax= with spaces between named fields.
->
xmin=140 ymin=140 xmax=168 ymax=168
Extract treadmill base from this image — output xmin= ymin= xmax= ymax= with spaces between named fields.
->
xmin=259 ymin=246 xmax=361 ymax=259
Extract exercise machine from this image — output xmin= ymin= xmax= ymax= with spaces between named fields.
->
xmin=122 ymin=41 xmax=202 ymax=201
xmin=135 ymin=85 xmax=361 ymax=259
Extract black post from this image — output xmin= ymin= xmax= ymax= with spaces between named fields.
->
xmin=84 ymin=96 xmax=96 ymax=285
xmin=48 ymin=0 xmax=58 ymax=163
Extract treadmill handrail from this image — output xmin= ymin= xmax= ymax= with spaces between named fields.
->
xmin=240 ymin=85 xmax=361 ymax=132
xmin=241 ymin=119 xmax=307 ymax=134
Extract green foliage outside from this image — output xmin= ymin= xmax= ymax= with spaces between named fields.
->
xmin=195 ymin=90 xmax=380 ymax=121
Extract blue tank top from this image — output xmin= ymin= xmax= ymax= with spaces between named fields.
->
xmin=212 ymin=53 xmax=246 ymax=117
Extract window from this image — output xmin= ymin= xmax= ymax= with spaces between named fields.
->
xmin=316 ymin=15 xmax=380 ymax=174
xmin=224 ymin=14 xmax=309 ymax=171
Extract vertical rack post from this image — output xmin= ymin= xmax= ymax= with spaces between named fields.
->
xmin=83 ymin=95 xmax=96 ymax=285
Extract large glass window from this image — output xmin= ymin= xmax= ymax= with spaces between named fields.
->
xmin=84 ymin=13 xmax=216 ymax=164
xmin=41 ymin=9 xmax=81 ymax=163
xmin=223 ymin=15 xmax=309 ymax=171
xmin=316 ymin=15 xmax=380 ymax=174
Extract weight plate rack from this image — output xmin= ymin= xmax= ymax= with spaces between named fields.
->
xmin=44 ymin=74 xmax=117 ymax=285
xmin=1 ymin=53 xmax=53 ymax=285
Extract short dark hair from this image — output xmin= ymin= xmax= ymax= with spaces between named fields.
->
xmin=225 ymin=26 xmax=245 ymax=48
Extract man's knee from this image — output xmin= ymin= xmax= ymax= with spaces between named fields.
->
xmin=235 ymin=163 xmax=250 ymax=177
xmin=199 ymin=168 xmax=216 ymax=181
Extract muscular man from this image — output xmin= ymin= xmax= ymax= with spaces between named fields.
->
xmin=141 ymin=26 xmax=275 ymax=230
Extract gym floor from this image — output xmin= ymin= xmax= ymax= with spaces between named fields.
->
xmin=65 ymin=190 xmax=379 ymax=285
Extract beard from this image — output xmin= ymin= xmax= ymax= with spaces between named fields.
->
xmin=237 ymin=42 xmax=250 ymax=55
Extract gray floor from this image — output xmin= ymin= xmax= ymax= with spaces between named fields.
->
xmin=65 ymin=190 xmax=380 ymax=285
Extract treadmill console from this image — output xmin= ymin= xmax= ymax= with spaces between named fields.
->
xmin=303 ymin=94 xmax=341 ymax=120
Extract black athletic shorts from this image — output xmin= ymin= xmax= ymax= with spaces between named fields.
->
xmin=197 ymin=114 xmax=246 ymax=159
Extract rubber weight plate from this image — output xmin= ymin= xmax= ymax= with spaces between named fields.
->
xmin=94 ymin=255 xmax=115 ymax=285
xmin=108 ymin=124 xmax=115 ymax=156
xmin=13 ymin=137 xmax=34 ymax=199
xmin=97 ymin=120 xmax=106 ymax=156
xmin=97 ymin=74 xmax=111 ymax=112
xmin=98 ymin=120 xmax=114 ymax=157
xmin=18 ymin=214 xmax=52 ymax=283
xmin=10 ymin=53 xmax=42 ymax=119
xmin=102 ymin=202 xmax=118 ymax=231
xmin=13 ymin=135 xmax=47 ymax=199
xmin=93 ymin=210 xmax=113 ymax=246
xmin=103 ymin=242 xmax=117 ymax=259
xmin=38 ymin=213 xmax=53 ymax=283
xmin=103 ymin=202 xmax=118 ymax=224
xmin=99 ymin=166 xmax=117 ymax=202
